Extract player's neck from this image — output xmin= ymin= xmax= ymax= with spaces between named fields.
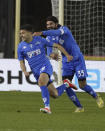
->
xmin=26 ymin=37 xmax=33 ymax=43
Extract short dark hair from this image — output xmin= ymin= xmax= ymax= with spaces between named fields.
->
xmin=20 ymin=24 xmax=34 ymax=33
xmin=46 ymin=16 xmax=58 ymax=23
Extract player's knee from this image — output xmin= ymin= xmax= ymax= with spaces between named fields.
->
xmin=38 ymin=79 xmax=46 ymax=86
xmin=50 ymin=92 xmax=58 ymax=99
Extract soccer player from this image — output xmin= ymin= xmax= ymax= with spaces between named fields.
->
xmin=33 ymin=16 xmax=104 ymax=109
xmin=17 ymin=24 xmax=83 ymax=114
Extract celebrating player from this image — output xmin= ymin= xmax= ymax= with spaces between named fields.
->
xmin=17 ymin=24 xmax=84 ymax=114
xmin=33 ymin=16 xmax=104 ymax=109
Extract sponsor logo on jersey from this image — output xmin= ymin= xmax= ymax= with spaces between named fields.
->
xmin=27 ymin=49 xmax=41 ymax=58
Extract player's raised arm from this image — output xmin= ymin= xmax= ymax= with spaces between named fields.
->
xmin=33 ymin=30 xmax=60 ymax=36
xmin=44 ymin=29 xmax=60 ymax=36
xmin=33 ymin=28 xmax=67 ymax=37
xmin=53 ymin=43 xmax=73 ymax=62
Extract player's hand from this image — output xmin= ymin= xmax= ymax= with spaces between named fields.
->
xmin=24 ymin=71 xmax=30 ymax=77
xmin=33 ymin=32 xmax=42 ymax=36
xmin=50 ymin=53 xmax=61 ymax=61
xmin=67 ymin=55 xmax=73 ymax=62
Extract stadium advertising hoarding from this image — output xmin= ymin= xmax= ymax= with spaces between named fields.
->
xmin=0 ymin=59 xmax=105 ymax=92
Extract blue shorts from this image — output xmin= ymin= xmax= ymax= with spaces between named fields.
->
xmin=32 ymin=62 xmax=53 ymax=82
xmin=62 ymin=53 xmax=88 ymax=80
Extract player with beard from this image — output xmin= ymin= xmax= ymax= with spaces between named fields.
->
xmin=33 ymin=16 xmax=104 ymax=110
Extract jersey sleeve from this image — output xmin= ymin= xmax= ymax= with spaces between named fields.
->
xmin=17 ymin=44 xmax=24 ymax=61
xmin=41 ymin=37 xmax=54 ymax=47
xmin=46 ymin=47 xmax=53 ymax=56
xmin=45 ymin=36 xmax=53 ymax=56
xmin=42 ymin=26 xmax=69 ymax=36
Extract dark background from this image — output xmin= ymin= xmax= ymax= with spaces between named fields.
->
xmin=0 ymin=0 xmax=52 ymax=58
xmin=0 ymin=0 xmax=105 ymax=58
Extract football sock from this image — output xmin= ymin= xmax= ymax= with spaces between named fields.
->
xmin=66 ymin=88 xmax=83 ymax=108
xmin=56 ymin=84 xmax=67 ymax=96
xmin=40 ymin=86 xmax=50 ymax=107
xmin=81 ymin=84 xmax=97 ymax=98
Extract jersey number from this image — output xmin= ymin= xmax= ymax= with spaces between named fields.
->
xmin=78 ymin=70 xmax=84 ymax=77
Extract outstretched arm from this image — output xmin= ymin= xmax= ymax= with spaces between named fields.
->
xmin=53 ymin=44 xmax=73 ymax=62
xmin=33 ymin=27 xmax=67 ymax=36
xmin=33 ymin=30 xmax=61 ymax=36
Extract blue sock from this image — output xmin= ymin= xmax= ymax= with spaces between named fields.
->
xmin=66 ymin=88 xmax=83 ymax=108
xmin=40 ymin=86 xmax=50 ymax=107
xmin=56 ymin=84 xmax=67 ymax=96
xmin=81 ymin=85 xmax=97 ymax=98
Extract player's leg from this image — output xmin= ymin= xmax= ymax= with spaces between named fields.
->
xmin=39 ymin=73 xmax=74 ymax=113
xmin=78 ymin=79 xmax=97 ymax=98
xmin=47 ymin=82 xmax=58 ymax=98
xmin=47 ymin=77 xmax=77 ymax=98
xmin=62 ymin=62 xmax=78 ymax=90
xmin=62 ymin=75 xmax=84 ymax=112
xmin=47 ymin=67 xmax=73 ymax=97
xmin=38 ymin=73 xmax=51 ymax=114
xmin=47 ymin=80 xmax=72 ymax=97
xmin=76 ymin=54 xmax=104 ymax=108
xmin=78 ymin=79 xmax=104 ymax=108
xmin=61 ymin=62 xmax=84 ymax=112
xmin=46 ymin=71 xmax=84 ymax=112
xmin=75 ymin=53 xmax=97 ymax=97
xmin=38 ymin=62 xmax=55 ymax=114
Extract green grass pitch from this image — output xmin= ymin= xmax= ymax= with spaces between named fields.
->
xmin=0 ymin=91 xmax=105 ymax=131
